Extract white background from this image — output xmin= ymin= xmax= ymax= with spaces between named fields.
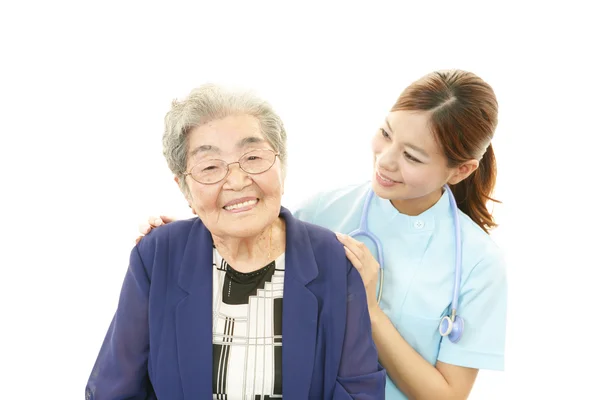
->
xmin=1 ymin=1 xmax=598 ymax=398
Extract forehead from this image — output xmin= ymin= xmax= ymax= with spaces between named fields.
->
xmin=387 ymin=110 xmax=440 ymax=151
xmin=187 ymin=114 xmax=265 ymax=158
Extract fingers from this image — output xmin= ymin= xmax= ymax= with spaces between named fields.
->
xmin=138 ymin=222 xmax=151 ymax=235
xmin=145 ymin=215 xmax=177 ymax=231
xmin=335 ymin=233 xmax=365 ymax=259
xmin=343 ymin=245 xmax=364 ymax=271
xmin=147 ymin=216 xmax=165 ymax=228
xmin=336 ymin=232 xmax=381 ymax=274
xmin=137 ymin=215 xmax=178 ymax=244
xmin=160 ymin=215 xmax=176 ymax=223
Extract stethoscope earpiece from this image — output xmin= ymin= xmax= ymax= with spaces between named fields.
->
xmin=439 ymin=316 xmax=453 ymax=336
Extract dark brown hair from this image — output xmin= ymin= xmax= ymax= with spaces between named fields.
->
xmin=391 ymin=70 xmax=500 ymax=233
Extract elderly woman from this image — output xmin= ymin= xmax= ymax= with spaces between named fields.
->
xmin=85 ymin=84 xmax=386 ymax=399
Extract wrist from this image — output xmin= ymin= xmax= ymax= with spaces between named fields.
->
xmin=368 ymin=305 xmax=385 ymax=324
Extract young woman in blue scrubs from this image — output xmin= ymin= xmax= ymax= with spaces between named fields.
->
xmin=139 ymin=69 xmax=507 ymax=399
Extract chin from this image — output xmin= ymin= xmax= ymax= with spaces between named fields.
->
xmin=221 ymin=212 xmax=277 ymax=238
xmin=372 ymin=180 xmax=422 ymax=202
xmin=371 ymin=184 xmax=392 ymax=200
xmin=216 ymin=223 xmax=264 ymax=239
xmin=373 ymin=186 xmax=405 ymax=201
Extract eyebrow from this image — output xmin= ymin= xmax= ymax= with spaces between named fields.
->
xmin=384 ymin=118 xmax=430 ymax=158
xmin=188 ymin=136 xmax=266 ymax=158
xmin=384 ymin=118 xmax=394 ymax=133
xmin=405 ymin=144 xmax=430 ymax=158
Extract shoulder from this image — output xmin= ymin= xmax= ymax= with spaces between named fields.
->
xmin=290 ymin=218 xmax=364 ymax=318
xmin=459 ymin=213 xmax=507 ymax=282
xmin=134 ymin=217 xmax=199 ymax=271
xmin=137 ymin=217 xmax=197 ymax=249
xmin=304 ymin=220 xmax=345 ymax=256
xmin=293 ymin=181 xmax=371 ymax=223
xmin=295 ymin=217 xmax=346 ymax=259
xmin=288 ymin=215 xmax=353 ymax=279
xmin=314 ymin=181 xmax=371 ymax=209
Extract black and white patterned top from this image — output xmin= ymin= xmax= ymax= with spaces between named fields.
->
xmin=212 ymin=246 xmax=285 ymax=400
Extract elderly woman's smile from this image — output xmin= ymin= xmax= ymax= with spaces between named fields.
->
xmin=223 ymin=197 xmax=259 ymax=212
xmin=177 ymin=114 xmax=285 ymax=240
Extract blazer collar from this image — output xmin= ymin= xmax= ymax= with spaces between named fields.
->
xmin=176 ymin=207 xmax=319 ymax=293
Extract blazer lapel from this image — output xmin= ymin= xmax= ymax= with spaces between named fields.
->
xmin=280 ymin=207 xmax=319 ymax=398
xmin=176 ymin=219 xmax=214 ymax=398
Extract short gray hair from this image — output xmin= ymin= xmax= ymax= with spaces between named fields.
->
xmin=162 ymin=84 xmax=288 ymax=193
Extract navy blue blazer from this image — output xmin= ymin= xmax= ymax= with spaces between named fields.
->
xmin=86 ymin=207 xmax=385 ymax=399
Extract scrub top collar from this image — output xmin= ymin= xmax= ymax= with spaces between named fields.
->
xmin=373 ymin=186 xmax=453 ymax=233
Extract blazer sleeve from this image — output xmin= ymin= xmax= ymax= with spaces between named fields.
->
xmin=334 ymin=262 xmax=386 ymax=399
xmin=85 ymin=246 xmax=156 ymax=400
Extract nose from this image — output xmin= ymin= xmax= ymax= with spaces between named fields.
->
xmin=377 ymin=147 xmax=400 ymax=172
xmin=223 ymin=163 xmax=252 ymax=191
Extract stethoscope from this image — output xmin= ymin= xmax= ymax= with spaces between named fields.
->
xmin=347 ymin=184 xmax=464 ymax=343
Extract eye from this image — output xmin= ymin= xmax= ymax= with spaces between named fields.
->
xmin=380 ymin=128 xmax=391 ymax=139
xmin=404 ymin=152 xmax=422 ymax=163
xmin=200 ymin=162 xmax=221 ymax=172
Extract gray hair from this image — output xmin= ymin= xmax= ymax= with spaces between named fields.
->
xmin=162 ymin=84 xmax=288 ymax=193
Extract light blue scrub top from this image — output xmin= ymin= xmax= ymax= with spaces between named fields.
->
xmin=293 ymin=181 xmax=507 ymax=400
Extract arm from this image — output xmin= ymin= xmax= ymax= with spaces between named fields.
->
xmin=370 ymin=308 xmax=477 ymax=400
xmin=334 ymin=263 xmax=387 ymax=399
xmin=338 ymin=234 xmax=506 ymax=400
xmin=85 ymin=246 xmax=155 ymax=400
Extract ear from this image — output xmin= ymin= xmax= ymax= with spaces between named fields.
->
xmin=174 ymin=175 xmax=185 ymax=195
xmin=448 ymin=159 xmax=479 ymax=185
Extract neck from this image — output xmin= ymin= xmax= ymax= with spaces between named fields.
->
xmin=390 ymin=187 xmax=443 ymax=216
xmin=212 ymin=218 xmax=284 ymax=273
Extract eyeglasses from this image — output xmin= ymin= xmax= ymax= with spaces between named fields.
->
xmin=184 ymin=148 xmax=280 ymax=185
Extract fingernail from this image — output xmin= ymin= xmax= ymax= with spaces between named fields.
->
xmin=154 ymin=218 xmax=163 ymax=226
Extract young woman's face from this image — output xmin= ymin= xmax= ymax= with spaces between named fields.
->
xmin=370 ymin=110 xmax=460 ymax=212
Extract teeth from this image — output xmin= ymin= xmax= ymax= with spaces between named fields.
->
xmin=224 ymin=199 xmax=258 ymax=210
xmin=379 ymin=173 xmax=393 ymax=182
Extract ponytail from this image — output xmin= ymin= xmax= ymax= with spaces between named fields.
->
xmin=450 ymin=144 xmax=500 ymax=234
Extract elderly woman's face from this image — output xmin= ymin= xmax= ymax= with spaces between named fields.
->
xmin=181 ymin=114 xmax=284 ymax=238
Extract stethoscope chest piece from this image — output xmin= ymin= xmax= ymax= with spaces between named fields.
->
xmin=439 ymin=314 xmax=464 ymax=343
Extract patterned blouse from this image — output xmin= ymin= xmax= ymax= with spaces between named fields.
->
xmin=212 ymin=247 xmax=285 ymax=399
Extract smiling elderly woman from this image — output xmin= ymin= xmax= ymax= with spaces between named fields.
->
xmin=85 ymin=84 xmax=386 ymax=399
